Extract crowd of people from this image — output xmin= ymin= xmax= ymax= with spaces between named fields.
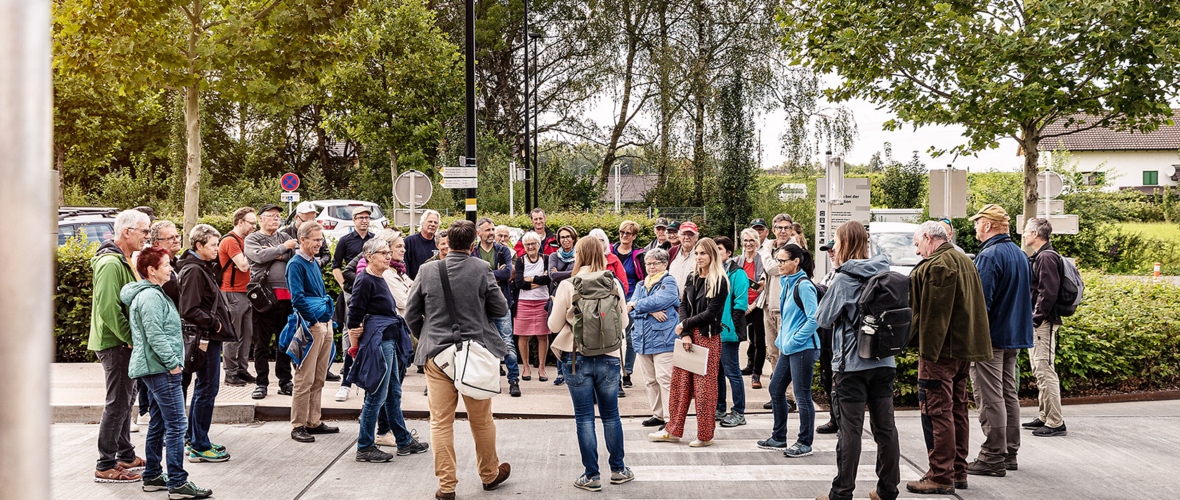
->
xmin=86 ymin=202 xmax=1070 ymax=500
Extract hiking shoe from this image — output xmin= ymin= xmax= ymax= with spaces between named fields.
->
xmin=763 ymin=401 xmax=773 ymax=410
xmin=648 ymin=430 xmax=680 ymax=442
xmin=95 ymin=466 xmax=141 ymax=483
xmin=783 ymin=442 xmax=813 ymax=458
xmin=966 ymin=459 xmax=1007 ymax=477
xmin=291 ymin=426 xmax=315 ymax=443
xmin=251 ymin=386 xmax=267 ymax=400
xmin=610 ymin=467 xmax=635 ymax=484
xmin=618 ymin=384 xmax=626 ymax=398
xmin=816 ymin=421 xmax=839 ymax=434
xmin=720 ymin=412 xmax=746 ymax=427
xmin=574 ymin=474 xmax=602 ymax=492
xmin=356 ymin=445 xmax=394 ymax=463
xmin=188 ymin=447 xmax=230 ymax=463
xmin=1022 ymin=418 xmax=1045 ymax=429
xmin=239 ymin=372 xmax=256 ymax=384
xmin=375 ymin=432 xmax=398 ymax=447
xmin=335 ymin=386 xmax=350 ymax=402
xmin=714 ymin=410 xmax=728 ymax=421
xmin=168 ymin=480 xmax=212 ymax=499
xmin=689 ymin=439 xmax=713 ymax=447
xmin=397 ymin=438 xmax=430 ymax=456
xmin=954 ymin=477 xmax=969 ymax=490
xmin=307 ymin=422 xmax=340 ymax=434
xmin=278 ymin=382 xmax=294 ymax=396
xmin=1005 ymin=455 xmax=1018 ymax=470
xmin=223 ymin=375 xmax=247 ymax=387
xmin=757 ymin=437 xmax=788 ymax=450
xmin=142 ymin=473 xmax=168 ymax=492
xmin=751 ymin=374 xmax=762 ymax=389
xmin=741 ymin=365 xmax=753 ymax=376
xmin=1033 ymin=423 xmax=1067 ymax=437
xmin=642 ymin=417 xmax=665 ymax=427
xmin=622 ymin=375 xmax=632 ymax=388
xmin=509 ymin=381 xmax=521 ymax=397
xmin=906 ymin=477 xmax=954 ymax=494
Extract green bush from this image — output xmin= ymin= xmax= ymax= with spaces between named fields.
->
xmin=437 ymin=212 xmax=675 ymax=247
xmin=55 ymin=237 xmax=100 ymax=362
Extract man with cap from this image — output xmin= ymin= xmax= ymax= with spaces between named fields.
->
xmin=283 ymin=202 xmax=331 ymax=267
xmin=750 ymin=218 xmax=769 ymax=245
xmin=965 ymin=204 xmax=1034 ymax=478
xmin=666 ymin=221 xmax=682 ymax=257
xmin=645 ymin=218 xmax=673 ymax=252
xmin=244 ymin=203 xmax=299 ymax=399
xmin=666 ymin=221 xmax=698 ymax=294
xmin=330 ymin=205 xmax=376 ymax=402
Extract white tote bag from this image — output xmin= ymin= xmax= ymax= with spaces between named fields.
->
xmin=433 ymin=263 xmax=501 ymax=400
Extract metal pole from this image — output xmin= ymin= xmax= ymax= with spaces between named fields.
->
xmin=615 ymin=161 xmax=620 ymax=213
xmin=522 ymin=0 xmax=531 ymax=214
xmin=945 ymin=164 xmax=952 ymax=219
xmin=532 ymin=34 xmax=539 ymax=210
xmin=510 ymin=161 xmax=515 ymax=218
xmin=0 ymin=0 xmax=52 ymax=497
xmin=465 ymin=0 xmax=477 ymax=223
xmin=409 ymin=172 xmax=416 ymax=235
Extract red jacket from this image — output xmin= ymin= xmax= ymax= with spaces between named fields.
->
xmin=605 ymin=253 xmax=629 ymax=296
xmin=513 ymin=227 xmax=559 ymax=257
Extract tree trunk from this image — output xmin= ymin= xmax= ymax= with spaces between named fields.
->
xmin=1020 ymin=123 xmax=1041 ymax=227
xmin=389 ymin=146 xmax=398 ymax=204
xmin=598 ymin=35 xmax=639 ymax=189
xmin=656 ymin=0 xmax=671 ymax=201
xmin=690 ymin=0 xmax=708 ymax=205
xmin=182 ymin=82 xmax=201 ymax=247
xmin=314 ymin=104 xmax=329 ymax=185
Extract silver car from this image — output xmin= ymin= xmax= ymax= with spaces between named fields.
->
xmin=869 ymin=222 xmax=924 ymax=275
xmin=285 ymin=200 xmax=389 ymax=242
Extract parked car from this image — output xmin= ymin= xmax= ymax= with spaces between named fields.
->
xmin=283 ymin=200 xmax=389 ymax=242
xmin=868 ymin=222 xmax=923 ymax=275
xmin=58 ymin=207 xmax=119 ymax=246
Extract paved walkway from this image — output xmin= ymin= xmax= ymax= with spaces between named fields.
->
xmin=52 ymin=400 xmax=1180 ymax=499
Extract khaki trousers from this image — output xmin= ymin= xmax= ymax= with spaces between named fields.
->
xmin=291 ymin=321 xmax=332 ymax=429
xmin=636 ymin=352 xmax=674 ymax=420
xmin=1031 ymin=323 xmax=1064 ymax=427
xmin=425 ymin=360 xmax=500 ymax=494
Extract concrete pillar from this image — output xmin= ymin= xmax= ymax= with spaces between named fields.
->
xmin=0 ymin=0 xmax=52 ymax=498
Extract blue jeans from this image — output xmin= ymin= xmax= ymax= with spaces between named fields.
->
xmin=141 ymin=371 xmax=188 ymax=489
xmin=359 ymin=340 xmax=413 ymax=449
xmin=716 ymin=341 xmax=745 ymax=414
xmin=769 ymin=348 xmax=819 ymax=445
xmin=494 ymin=314 xmax=519 ymax=383
xmin=187 ymin=341 xmax=222 ymax=452
xmin=561 ymin=354 xmax=626 ymax=478
xmin=623 ymin=323 xmax=636 ymax=375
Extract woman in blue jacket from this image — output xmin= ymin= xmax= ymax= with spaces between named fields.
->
xmin=757 ymin=243 xmax=820 ymax=458
xmin=627 ymin=247 xmax=680 ymax=428
xmin=714 ymin=237 xmax=749 ymax=428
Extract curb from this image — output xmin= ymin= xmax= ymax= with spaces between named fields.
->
xmin=53 ymin=404 xmax=255 ymax=424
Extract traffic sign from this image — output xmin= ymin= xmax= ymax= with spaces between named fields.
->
xmin=929 ymin=167 xmax=968 ymax=219
xmin=440 ymin=177 xmax=478 ymax=189
xmin=281 ymin=172 xmax=300 ymax=191
xmin=1017 ymin=214 xmax=1079 ymax=235
xmin=394 ymin=170 xmax=432 ymax=208
xmin=280 ymin=192 xmax=300 ymax=203
xmin=442 ymin=167 xmax=478 ymax=178
xmin=1037 ymin=171 xmax=1065 ymax=198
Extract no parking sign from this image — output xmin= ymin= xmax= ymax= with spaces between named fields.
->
xmin=281 ymin=172 xmax=300 ymax=191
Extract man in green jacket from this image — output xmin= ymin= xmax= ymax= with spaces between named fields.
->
xmin=906 ymin=221 xmax=992 ymax=495
xmin=91 ymin=209 xmax=151 ymax=483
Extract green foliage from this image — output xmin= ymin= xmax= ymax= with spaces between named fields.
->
xmin=877 ymin=148 xmax=928 ymax=209
xmin=713 ymin=68 xmax=759 ymax=237
xmin=438 ymin=212 xmax=669 ymax=248
xmin=55 ymin=237 xmax=100 ymax=362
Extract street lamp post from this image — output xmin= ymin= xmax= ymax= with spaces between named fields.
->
xmin=530 ymin=31 xmax=541 ymax=211
xmin=522 ymin=0 xmax=532 ymax=214
xmin=464 ymin=0 xmax=477 ymax=222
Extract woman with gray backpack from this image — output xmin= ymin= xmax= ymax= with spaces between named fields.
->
xmin=548 ymin=236 xmax=634 ymax=492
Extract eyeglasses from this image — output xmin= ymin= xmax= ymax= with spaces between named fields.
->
xmin=773 ymin=225 xmax=791 ymax=231
xmin=135 ymin=229 xmax=150 ymax=236
xmin=620 ymin=231 xmax=636 ymax=237
xmin=741 ymin=239 xmax=757 ymax=244
xmin=776 ymin=258 xmax=791 ymax=265
xmin=353 ymin=216 xmax=371 ymax=221
xmin=372 ymin=250 xmax=391 ymax=256
xmin=524 ymin=242 xmax=539 ymax=247
xmin=261 ymin=213 xmax=281 ymax=219
xmin=157 ymin=235 xmax=180 ymax=242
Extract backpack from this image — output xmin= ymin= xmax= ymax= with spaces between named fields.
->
xmin=840 ymin=269 xmax=913 ymax=360
xmin=1043 ymin=249 xmax=1084 ymax=317
xmin=793 ymin=278 xmax=828 ymax=312
xmin=570 ymin=270 xmax=624 ymax=359
xmin=219 ymin=232 xmax=245 ymax=289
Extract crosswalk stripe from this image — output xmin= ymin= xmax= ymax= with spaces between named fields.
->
xmin=627 ymin=439 xmax=876 ymax=453
xmin=629 ymin=464 xmax=925 ymax=482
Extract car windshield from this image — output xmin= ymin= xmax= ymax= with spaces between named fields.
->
xmin=326 ymin=205 xmax=383 ymax=221
xmin=59 ymin=223 xmax=114 ymax=245
xmin=870 ymin=232 xmax=922 ymax=267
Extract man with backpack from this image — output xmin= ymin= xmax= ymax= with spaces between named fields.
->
xmin=220 ymin=207 xmax=256 ymax=387
xmin=1022 ymin=218 xmax=1069 ymax=437
xmin=967 ymin=205 xmax=1034 ymax=478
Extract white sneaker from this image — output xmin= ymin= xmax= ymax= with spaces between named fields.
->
xmin=375 ymin=432 xmax=397 ymax=447
xmin=335 ymin=386 xmax=350 ymax=402
xmin=689 ymin=439 xmax=713 ymax=448
xmin=129 ymin=421 xmax=139 ymax=433
xmin=648 ymin=430 xmax=680 ymax=442
xmin=137 ymin=413 xmax=150 ymax=426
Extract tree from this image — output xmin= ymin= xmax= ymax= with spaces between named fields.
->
xmin=875 ymin=143 xmax=927 ymax=209
xmin=779 ymin=0 xmax=1180 ymax=222
xmin=714 ymin=66 xmax=758 ymax=237
xmin=55 ymin=0 xmax=354 ymax=241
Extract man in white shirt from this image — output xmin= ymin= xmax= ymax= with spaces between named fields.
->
xmin=667 ymin=221 xmax=700 ymax=294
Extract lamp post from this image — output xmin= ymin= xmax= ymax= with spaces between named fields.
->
xmin=464 ymin=0 xmax=476 ymax=222
xmin=522 ymin=0 xmax=532 ymax=214
xmin=530 ymin=31 xmax=541 ymax=211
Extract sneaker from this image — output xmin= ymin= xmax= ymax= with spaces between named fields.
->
xmin=622 ymin=375 xmax=633 ymax=388
xmin=356 ymin=445 xmax=394 ymax=463
xmin=610 ymin=467 xmax=635 ymax=484
xmin=375 ymin=432 xmax=398 ymax=447
xmin=325 ymin=370 xmax=341 ymax=382
xmin=168 ymin=480 xmax=212 ymax=499
xmin=1033 ymin=423 xmax=1067 ymax=437
xmin=553 ymin=375 xmax=565 ymax=386
xmin=689 ymin=439 xmax=713 ymax=447
xmin=94 ymin=466 xmax=141 ymax=483
xmin=397 ymin=438 xmax=430 ymax=456
xmin=278 ymin=382 xmax=294 ymax=396
xmin=783 ymin=442 xmax=813 ymax=458
xmin=714 ymin=410 xmax=728 ymax=421
xmin=966 ymin=459 xmax=1007 ymax=477
xmin=720 ymin=412 xmax=746 ymax=427
xmin=750 ymin=374 xmax=762 ymax=389
xmin=188 ymin=447 xmax=230 ymax=463
xmin=335 ymin=386 xmax=350 ymax=402
xmin=509 ymin=381 xmax=521 ymax=397
xmin=642 ymin=417 xmax=665 ymax=427
xmin=1021 ymin=418 xmax=1045 ymax=429
xmin=816 ymin=421 xmax=839 ymax=434
xmin=118 ymin=456 xmax=146 ymax=472
xmin=291 ymin=426 xmax=315 ymax=443
xmin=648 ymin=430 xmax=680 ymax=442
xmin=223 ymin=375 xmax=247 ymax=387
xmin=251 ymin=385 xmax=267 ymax=400
xmin=763 ymin=401 xmax=773 ymax=410
xmin=142 ymin=473 xmax=168 ymax=492
xmin=740 ymin=365 xmax=753 ymax=376
xmin=906 ymin=477 xmax=955 ymax=494
xmin=573 ymin=474 xmax=601 ymax=492
xmin=757 ymin=437 xmax=788 ymax=451
xmin=137 ymin=413 xmax=151 ymax=426
xmin=618 ymin=383 xmax=626 ymax=398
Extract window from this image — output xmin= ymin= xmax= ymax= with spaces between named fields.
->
xmin=1078 ymin=172 xmax=1104 ymax=186
xmin=1143 ymin=171 xmax=1159 ymax=186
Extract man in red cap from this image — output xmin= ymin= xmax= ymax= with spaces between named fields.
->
xmin=667 ymin=221 xmax=699 ymax=294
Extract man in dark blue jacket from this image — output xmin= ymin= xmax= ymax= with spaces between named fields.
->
xmin=475 ymin=218 xmax=520 ymax=397
xmin=966 ymin=204 xmax=1034 ymax=477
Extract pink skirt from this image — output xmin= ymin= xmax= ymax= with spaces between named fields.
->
xmin=513 ymin=299 xmax=551 ymax=336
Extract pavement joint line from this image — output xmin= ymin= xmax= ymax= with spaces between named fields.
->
xmin=897 ymin=451 xmax=964 ymax=500
xmin=292 ymin=435 xmax=357 ymax=500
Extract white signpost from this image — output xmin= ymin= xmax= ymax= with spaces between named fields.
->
xmin=394 ymin=170 xmax=432 ymax=234
xmin=815 ymin=175 xmax=871 ymax=277
xmin=1016 ymin=170 xmax=1080 ymax=234
xmin=929 ymin=165 xmax=968 ymax=219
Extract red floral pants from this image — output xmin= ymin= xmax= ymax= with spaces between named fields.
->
xmin=665 ymin=329 xmax=722 ymax=442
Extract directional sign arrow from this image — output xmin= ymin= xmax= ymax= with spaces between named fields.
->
xmin=441 ymin=167 xmax=478 ymax=178
xmin=440 ymin=177 xmax=478 ymax=189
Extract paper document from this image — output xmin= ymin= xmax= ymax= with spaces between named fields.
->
xmin=672 ymin=342 xmax=709 ymax=376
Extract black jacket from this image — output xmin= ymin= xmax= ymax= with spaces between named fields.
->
xmin=1029 ymin=242 xmax=1063 ymax=327
xmin=679 ymin=272 xmax=729 ymax=338
xmin=177 ymin=250 xmax=236 ymax=342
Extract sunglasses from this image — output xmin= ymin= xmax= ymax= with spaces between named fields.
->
xmin=620 ymin=231 xmax=636 ymax=237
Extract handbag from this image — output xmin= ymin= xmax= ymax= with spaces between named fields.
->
xmin=247 ymin=265 xmax=278 ymax=313
xmin=432 ymin=261 xmax=502 ymax=400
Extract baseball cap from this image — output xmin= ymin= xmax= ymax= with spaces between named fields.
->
xmin=968 ymin=204 xmax=1010 ymax=223
xmin=296 ymin=201 xmax=317 ymax=214
xmin=679 ymin=221 xmax=699 ymax=235
xmin=819 ymin=240 xmax=836 ymax=252
xmin=750 ymin=218 xmax=767 ymax=229
xmin=653 ymin=217 xmax=670 ymax=229
xmin=351 ymin=206 xmax=373 ymax=217
xmin=258 ymin=203 xmax=282 ymax=215
xmin=668 ymin=221 xmax=681 ymax=232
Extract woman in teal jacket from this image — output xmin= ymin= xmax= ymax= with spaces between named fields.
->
xmin=756 ymin=243 xmax=820 ymax=459
xmin=714 ymin=237 xmax=749 ymax=428
xmin=123 ymin=246 xmax=211 ymax=498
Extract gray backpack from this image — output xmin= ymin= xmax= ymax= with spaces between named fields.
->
xmin=570 ymin=271 xmax=624 ymax=359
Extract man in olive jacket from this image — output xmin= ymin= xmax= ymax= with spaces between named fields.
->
xmin=906 ymin=221 xmax=992 ymax=495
